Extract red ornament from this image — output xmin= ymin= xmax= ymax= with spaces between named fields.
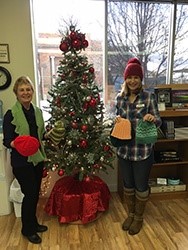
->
xmin=58 ymin=169 xmax=64 ymax=176
xmin=82 ymin=74 xmax=88 ymax=83
xmin=61 ymin=74 xmax=66 ymax=80
xmin=70 ymin=31 xmax=77 ymax=40
xmin=89 ymin=98 xmax=97 ymax=108
xmin=71 ymin=121 xmax=78 ymax=129
xmin=89 ymin=67 xmax=95 ymax=74
xmin=83 ymin=102 xmax=89 ymax=111
xmin=81 ymin=124 xmax=88 ymax=132
xmin=55 ymin=96 xmax=61 ymax=107
xmin=59 ymin=42 xmax=69 ymax=52
xmin=82 ymin=39 xmax=89 ymax=48
xmin=72 ymin=39 xmax=81 ymax=49
xmin=93 ymin=163 xmax=100 ymax=169
xmin=79 ymin=139 xmax=88 ymax=148
xmin=69 ymin=111 xmax=75 ymax=116
xmin=103 ymin=145 xmax=110 ymax=151
xmin=42 ymin=168 xmax=48 ymax=178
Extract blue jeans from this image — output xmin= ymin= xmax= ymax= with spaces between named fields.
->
xmin=118 ymin=152 xmax=154 ymax=192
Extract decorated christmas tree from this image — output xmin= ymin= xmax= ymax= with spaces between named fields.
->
xmin=44 ymin=24 xmax=114 ymax=181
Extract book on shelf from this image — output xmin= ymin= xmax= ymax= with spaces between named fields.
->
xmin=160 ymin=120 xmax=175 ymax=139
xmin=172 ymin=89 xmax=188 ymax=108
xmin=154 ymin=150 xmax=180 ymax=163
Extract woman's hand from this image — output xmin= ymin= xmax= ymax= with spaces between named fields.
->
xmin=114 ymin=115 xmax=121 ymax=123
xmin=10 ymin=140 xmax=15 ymax=148
xmin=143 ymin=114 xmax=156 ymax=123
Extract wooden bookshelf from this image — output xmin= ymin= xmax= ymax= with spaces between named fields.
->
xmin=150 ymin=109 xmax=188 ymax=199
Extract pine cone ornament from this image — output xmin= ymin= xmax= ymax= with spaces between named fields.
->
xmin=47 ymin=120 xmax=65 ymax=145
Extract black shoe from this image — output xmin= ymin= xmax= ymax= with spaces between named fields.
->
xmin=36 ymin=224 xmax=48 ymax=233
xmin=26 ymin=233 xmax=42 ymax=244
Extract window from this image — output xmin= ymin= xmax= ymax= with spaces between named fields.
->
xmin=107 ymin=0 xmax=188 ymax=105
xmin=32 ymin=0 xmax=105 ymax=120
xmin=173 ymin=4 xmax=188 ymax=83
xmin=32 ymin=0 xmax=188 ymax=119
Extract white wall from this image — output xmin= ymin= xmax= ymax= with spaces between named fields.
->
xmin=0 ymin=0 xmax=36 ymax=113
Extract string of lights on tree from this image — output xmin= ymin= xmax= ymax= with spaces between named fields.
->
xmin=42 ymin=24 xmax=114 ymax=184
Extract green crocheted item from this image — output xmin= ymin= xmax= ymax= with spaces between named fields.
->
xmin=47 ymin=120 xmax=65 ymax=145
xmin=136 ymin=120 xmax=157 ymax=145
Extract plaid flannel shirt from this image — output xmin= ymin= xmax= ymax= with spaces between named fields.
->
xmin=116 ymin=90 xmax=162 ymax=161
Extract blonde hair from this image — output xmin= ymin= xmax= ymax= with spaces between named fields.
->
xmin=119 ymin=80 xmax=143 ymax=97
xmin=13 ymin=76 xmax=34 ymax=95
xmin=119 ymin=81 xmax=128 ymax=97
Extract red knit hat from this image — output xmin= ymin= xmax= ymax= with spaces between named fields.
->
xmin=14 ymin=135 xmax=40 ymax=156
xmin=123 ymin=58 xmax=143 ymax=80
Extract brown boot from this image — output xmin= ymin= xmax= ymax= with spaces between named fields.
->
xmin=122 ymin=188 xmax=135 ymax=231
xmin=128 ymin=189 xmax=149 ymax=235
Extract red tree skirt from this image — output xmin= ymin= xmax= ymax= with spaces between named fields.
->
xmin=44 ymin=175 xmax=111 ymax=224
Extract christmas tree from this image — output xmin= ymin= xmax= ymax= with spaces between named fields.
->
xmin=44 ymin=24 xmax=114 ymax=181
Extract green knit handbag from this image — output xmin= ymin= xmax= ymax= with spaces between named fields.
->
xmin=136 ymin=120 xmax=158 ymax=144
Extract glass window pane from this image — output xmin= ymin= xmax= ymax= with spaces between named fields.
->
xmin=107 ymin=1 xmax=171 ymax=105
xmin=32 ymin=0 xmax=104 ymax=121
xmin=173 ymin=4 xmax=188 ymax=83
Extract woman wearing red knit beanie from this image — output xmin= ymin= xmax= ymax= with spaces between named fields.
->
xmin=114 ymin=57 xmax=162 ymax=235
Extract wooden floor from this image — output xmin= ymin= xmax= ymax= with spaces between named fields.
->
xmin=0 ymin=193 xmax=188 ymax=250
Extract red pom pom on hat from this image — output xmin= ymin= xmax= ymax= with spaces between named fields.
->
xmin=14 ymin=135 xmax=40 ymax=156
xmin=123 ymin=57 xmax=143 ymax=80
xmin=127 ymin=58 xmax=141 ymax=65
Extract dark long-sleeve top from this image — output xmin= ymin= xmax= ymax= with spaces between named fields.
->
xmin=3 ymin=104 xmax=44 ymax=168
